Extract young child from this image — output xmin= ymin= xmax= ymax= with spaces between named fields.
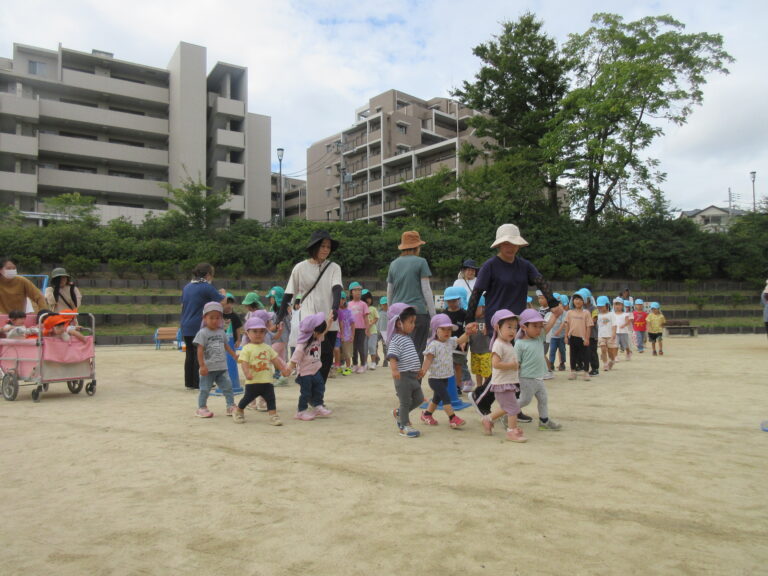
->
xmin=336 ymin=291 xmax=353 ymax=376
xmin=233 ymin=317 xmax=291 ymax=425
xmin=267 ymin=286 xmax=289 ymax=384
xmin=3 ymin=310 xmax=37 ymax=339
xmin=222 ymin=293 xmax=243 ymax=344
xmin=468 ymin=295 xmax=491 ymax=390
xmin=418 ymin=314 xmax=472 ymax=428
xmin=289 ymin=312 xmax=333 ymax=421
xmin=646 ymin=302 xmax=666 ymax=356
xmin=193 ymin=301 xmax=238 ymax=418
xmin=442 ymin=286 xmax=469 ymax=392
xmin=386 ymin=303 xmax=424 ymax=438
xmin=377 ymin=297 xmax=389 ymax=367
xmin=595 ymin=296 xmax=618 ymax=370
xmin=478 ymin=309 xmax=527 ymax=442
xmin=363 ymin=290 xmax=380 ymax=370
xmin=42 ymin=311 xmax=86 ymax=342
xmin=563 ymin=293 xmax=593 ymax=381
xmin=633 ymin=299 xmax=648 ymax=353
xmin=515 ymin=309 xmax=562 ymax=431
xmin=346 ymin=282 xmax=369 ymax=374
xmin=548 ymin=295 xmax=568 ymax=372
xmin=615 ymin=299 xmax=633 ymax=360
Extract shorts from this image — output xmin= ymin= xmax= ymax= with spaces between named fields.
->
xmin=341 ymin=341 xmax=353 ymax=361
xmin=493 ymin=389 xmax=521 ymax=416
xmin=427 ymin=377 xmax=451 ymax=406
xmin=598 ymin=336 xmax=617 ymax=349
xmin=470 ymin=352 xmax=492 ymax=378
xmin=648 ymin=332 xmax=662 ymax=342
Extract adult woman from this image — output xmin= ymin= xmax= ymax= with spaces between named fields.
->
xmin=45 ymin=267 xmax=83 ymax=312
xmin=386 ymin=230 xmax=436 ymax=361
xmin=453 ymin=259 xmax=479 ymax=308
xmin=180 ymin=262 xmax=225 ymax=390
xmin=277 ymin=230 xmax=343 ymax=382
xmin=0 ymin=256 xmax=46 ymax=314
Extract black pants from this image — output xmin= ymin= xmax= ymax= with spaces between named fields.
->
xmin=183 ymin=335 xmax=199 ymax=389
xmin=320 ymin=330 xmax=337 ymax=382
xmin=352 ymin=328 xmax=367 ymax=366
xmin=472 ymin=378 xmax=495 ymax=415
xmin=569 ymin=336 xmax=590 ymax=372
xmin=412 ymin=313 xmax=430 ymax=363
xmin=589 ymin=337 xmax=600 ymax=371
xmin=238 ymin=383 xmax=276 ymax=411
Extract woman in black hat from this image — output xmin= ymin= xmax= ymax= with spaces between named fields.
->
xmin=277 ymin=230 xmax=343 ymax=382
xmin=453 ymin=259 xmax=479 ymax=303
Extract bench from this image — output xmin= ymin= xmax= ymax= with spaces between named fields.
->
xmin=665 ymin=319 xmax=699 ymax=337
xmin=154 ymin=327 xmax=182 ymax=349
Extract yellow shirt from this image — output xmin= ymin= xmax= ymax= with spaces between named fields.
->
xmin=646 ymin=312 xmax=666 ymax=333
xmin=0 ymin=276 xmax=46 ymax=314
xmin=239 ymin=343 xmax=277 ymax=384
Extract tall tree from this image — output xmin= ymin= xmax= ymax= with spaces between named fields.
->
xmin=162 ymin=177 xmax=231 ymax=233
xmin=452 ymin=12 xmax=568 ymax=211
xmin=400 ymin=167 xmax=458 ymax=228
xmin=543 ymin=13 xmax=733 ymax=224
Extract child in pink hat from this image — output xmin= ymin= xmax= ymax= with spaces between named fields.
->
xmin=288 ymin=312 xmax=333 ymax=421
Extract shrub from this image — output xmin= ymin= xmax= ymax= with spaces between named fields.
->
xmin=62 ymin=254 xmax=99 ymax=277
xmin=153 ymin=261 xmax=177 ymax=280
xmin=109 ymin=259 xmax=132 ymax=279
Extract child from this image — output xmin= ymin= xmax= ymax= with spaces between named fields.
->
xmin=386 ymin=303 xmax=424 ymax=438
xmin=548 ymin=295 xmax=568 ymax=372
xmin=193 ymin=301 xmax=238 ymax=418
xmin=646 ymin=302 xmax=666 ymax=356
xmin=615 ymin=299 xmax=633 ymax=360
xmin=289 ymin=312 xmax=333 ymax=421
xmin=478 ymin=309 xmax=527 ymax=442
xmin=222 ymin=292 xmax=244 ymax=342
xmin=346 ymin=282 xmax=369 ymax=374
xmin=336 ymin=291 xmax=353 ymax=376
xmin=3 ymin=309 xmax=37 ymax=339
xmin=442 ymin=286 xmax=469 ymax=392
xmin=633 ymin=299 xmax=648 ymax=353
xmin=468 ymin=296 xmax=491 ymax=390
xmin=267 ymin=286 xmax=289 ymax=384
xmin=563 ymin=293 xmax=593 ymax=381
xmin=377 ymin=297 xmax=389 ymax=367
xmin=361 ymin=290 xmax=379 ymax=370
xmin=515 ymin=309 xmax=562 ymax=431
xmin=42 ymin=310 xmax=86 ymax=342
xmin=418 ymin=314 xmax=472 ymax=428
xmin=595 ymin=296 xmax=618 ymax=370
xmin=233 ymin=317 xmax=291 ymax=425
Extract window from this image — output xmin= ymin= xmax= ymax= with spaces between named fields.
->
xmin=59 ymin=131 xmax=97 ymax=140
xmin=109 ymin=138 xmax=145 ymax=148
xmin=326 ymin=188 xmax=331 ymax=198
xmin=108 ymin=170 xmax=144 ymax=179
xmin=61 ymin=98 xmax=98 ymax=108
xmin=397 ymin=124 xmax=407 ymax=135
xmin=28 ymin=61 xmax=47 ymax=76
xmin=396 ymin=145 xmax=410 ymax=155
xmin=59 ymin=164 xmax=97 ymax=174
xmin=326 ymin=166 xmax=331 ymax=175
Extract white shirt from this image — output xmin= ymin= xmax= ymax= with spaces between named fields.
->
xmin=285 ymin=259 xmax=342 ymax=331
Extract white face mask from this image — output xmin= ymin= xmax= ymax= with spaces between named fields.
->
xmin=2 ymin=269 xmax=17 ymax=280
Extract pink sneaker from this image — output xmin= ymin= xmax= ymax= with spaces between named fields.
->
xmin=313 ymin=405 xmax=333 ymax=417
xmin=294 ymin=410 xmax=316 ymax=421
xmin=420 ymin=411 xmax=439 ymax=426
xmin=449 ymin=415 xmax=466 ymax=428
xmin=356 ymin=365 xmax=366 ymax=374
xmin=481 ymin=415 xmax=494 ymax=435
xmin=506 ymin=427 xmax=528 ymax=443
xmin=195 ymin=407 xmax=213 ymax=418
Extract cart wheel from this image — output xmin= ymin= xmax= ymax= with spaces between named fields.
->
xmin=67 ymin=380 xmax=84 ymax=394
xmin=42 ymin=383 xmax=49 ymax=392
xmin=2 ymin=373 xmax=19 ymax=401
xmin=85 ymin=381 xmax=96 ymax=396
xmin=31 ymin=387 xmax=41 ymax=403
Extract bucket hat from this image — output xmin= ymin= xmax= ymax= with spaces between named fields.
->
xmin=203 ymin=301 xmax=223 ymax=316
xmin=307 ymin=229 xmax=339 ymax=252
xmin=461 ymin=259 xmax=479 ymax=270
xmin=489 ymin=309 xmax=517 ymax=349
xmin=490 ymin=223 xmax=528 ymax=248
xmin=241 ymin=292 xmax=262 ymax=307
xmin=429 ymin=313 xmax=458 ymax=342
xmin=50 ymin=267 xmax=70 ymax=280
xmin=398 ymin=230 xmax=426 ymax=250
xmin=348 ymin=281 xmax=362 ymax=291
xmin=596 ymin=295 xmax=610 ymax=307
xmin=518 ymin=309 xmax=544 ymax=325
xmin=267 ymin=286 xmax=284 ymax=306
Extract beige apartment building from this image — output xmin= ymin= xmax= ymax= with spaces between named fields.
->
xmin=270 ymin=173 xmax=307 ymax=221
xmin=0 ymin=42 xmax=271 ymax=225
xmin=306 ymin=89 xmax=485 ymax=225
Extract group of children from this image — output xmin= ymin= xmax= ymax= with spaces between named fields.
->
xmin=1 ymin=308 xmax=87 ymax=342
xmin=332 ymin=283 xmax=385 ymax=376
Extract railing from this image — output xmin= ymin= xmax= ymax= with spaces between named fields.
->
xmin=383 ymin=169 xmax=412 ymax=187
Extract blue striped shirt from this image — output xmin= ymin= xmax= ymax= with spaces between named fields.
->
xmin=387 ymin=333 xmax=421 ymax=372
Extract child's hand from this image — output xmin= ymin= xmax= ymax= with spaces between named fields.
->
xmin=417 ymin=369 xmax=425 ymax=380
xmin=199 ymin=365 xmax=208 ymax=376
xmin=280 ymin=367 xmax=292 ymax=377
xmin=391 ymin=369 xmax=401 ymax=380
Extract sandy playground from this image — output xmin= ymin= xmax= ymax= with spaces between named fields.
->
xmin=1 ymin=334 xmax=767 ymax=575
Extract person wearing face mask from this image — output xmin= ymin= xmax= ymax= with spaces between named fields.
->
xmin=0 ymin=256 xmax=46 ymax=314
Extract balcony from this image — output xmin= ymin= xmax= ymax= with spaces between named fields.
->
xmin=211 ymin=96 xmax=245 ymax=119
xmin=62 ymin=69 xmax=168 ymax=104
xmin=38 ymin=134 xmax=168 ymax=168
xmin=383 ymin=169 xmax=412 ymax=188
xmin=214 ymin=128 xmax=245 ymax=150
xmin=39 ymin=100 xmax=168 ymax=136
xmin=224 ymin=195 xmax=245 ymax=213
xmin=38 ymin=168 xmax=168 ymax=199
xmin=0 ymin=171 xmax=37 ymax=194
xmin=214 ymin=160 xmax=245 ymax=181
xmin=0 ymin=133 xmax=38 ymax=157
xmin=0 ymin=93 xmax=39 ymax=121
xmin=95 ymin=204 xmax=161 ymax=225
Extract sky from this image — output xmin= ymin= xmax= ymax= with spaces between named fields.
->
xmin=2 ymin=0 xmax=766 ymax=212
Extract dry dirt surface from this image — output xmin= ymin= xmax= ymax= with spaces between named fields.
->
xmin=2 ymin=335 xmax=766 ymax=575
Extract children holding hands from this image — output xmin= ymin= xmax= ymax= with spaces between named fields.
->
xmin=289 ymin=312 xmax=334 ymax=421
xmin=194 ymin=301 xmax=238 ymax=418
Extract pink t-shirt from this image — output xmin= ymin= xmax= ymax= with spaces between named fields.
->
xmin=347 ymin=300 xmax=369 ymax=330
xmin=290 ymin=340 xmax=322 ymax=376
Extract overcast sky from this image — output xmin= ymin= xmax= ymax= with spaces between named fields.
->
xmin=2 ymin=0 xmax=765 ymax=212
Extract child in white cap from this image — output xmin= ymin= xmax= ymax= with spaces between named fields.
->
xmin=193 ymin=301 xmax=238 ymax=418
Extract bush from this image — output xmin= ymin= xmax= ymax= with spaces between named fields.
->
xmin=224 ymin=262 xmax=246 ymax=279
xmin=558 ymin=263 xmax=580 ymax=280
xmin=62 ymin=254 xmax=99 ymax=277
xmin=109 ymin=259 xmax=132 ymax=279
xmin=688 ymin=295 xmax=709 ymax=311
xmin=153 ymin=261 xmax=177 ymax=280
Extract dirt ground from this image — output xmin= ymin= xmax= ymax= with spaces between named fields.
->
xmin=2 ymin=334 xmax=767 ymax=575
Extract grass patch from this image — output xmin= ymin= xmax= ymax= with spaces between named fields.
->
xmin=691 ymin=317 xmax=764 ymax=328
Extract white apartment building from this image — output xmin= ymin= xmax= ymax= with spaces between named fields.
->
xmin=0 ymin=42 xmax=270 ymax=225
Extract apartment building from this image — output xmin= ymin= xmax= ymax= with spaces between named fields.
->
xmin=270 ymin=173 xmax=307 ymax=221
xmin=0 ymin=42 xmax=270 ymax=225
xmin=306 ymin=89 xmax=485 ymax=226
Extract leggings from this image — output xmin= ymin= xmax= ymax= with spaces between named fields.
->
xmin=352 ymin=328 xmax=367 ymax=366
xmin=320 ymin=330 xmax=337 ymax=382
xmin=569 ymin=336 xmax=590 ymax=372
xmin=238 ymin=383 xmax=276 ymax=412
xmin=183 ymin=336 xmax=199 ymax=389
xmin=589 ymin=337 xmax=599 ymax=371
xmin=394 ymin=371 xmax=424 ymax=428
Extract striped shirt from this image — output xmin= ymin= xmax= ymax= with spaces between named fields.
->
xmin=387 ymin=333 xmax=421 ymax=372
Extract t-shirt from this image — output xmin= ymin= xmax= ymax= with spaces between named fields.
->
xmin=474 ymin=255 xmax=541 ymax=327
xmin=424 ymin=337 xmax=458 ymax=379
xmin=387 ymin=255 xmax=432 ymax=315
xmin=337 ymin=308 xmax=353 ymax=342
xmin=180 ymin=281 xmax=223 ymax=337
xmin=193 ymin=326 xmax=229 ymax=372
xmin=347 ymin=300 xmax=369 ymax=330
xmin=646 ymin=312 xmax=666 ymax=333
xmin=285 ymin=259 xmax=342 ymax=330
xmin=223 ymin=311 xmax=242 ymax=340
xmin=387 ymin=333 xmax=421 ymax=372
xmin=288 ymin=309 xmax=301 ymax=348
xmin=515 ymin=334 xmax=548 ymax=379
xmin=596 ymin=312 xmax=614 ymax=339
xmin=368 ymin=306 xmax=379 ymax=335
xmin=615 ymin=312 xmax=633 ymax=334
xmin=565 ymin=309 xmax=593 ymax=340
xmin=290 ymin=339 xmax=322 ymax=376
xmin=548 ymin=311 xmax=566 ymax=340
xmin=633 ymin=310 xmax=648 ymax=332
xmin=239 ymin=343 xmax=277 ymax=384
xmin=491 ymin=339 xmax=519 ymax=385
xmin=445 ymin=307 xmax=467 ymax=355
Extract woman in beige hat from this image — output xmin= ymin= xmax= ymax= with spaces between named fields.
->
xmin=45 ymin=267 xmax=82 ymax=312
xmin=386 ymin=230 xmax=436 ymax=361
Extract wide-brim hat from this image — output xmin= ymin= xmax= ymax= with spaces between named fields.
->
xmin=398 ymin=230 xmax=426 ymax=250
xmin=490 ymin=224 xmax=528 ymax=248
xmin=461 ymin=259 xmax=479 ymax=270
xmin=51 ymin=267 xmax=70 ymax=280
xmin=307 ymin=230 xmax=339 ymax=252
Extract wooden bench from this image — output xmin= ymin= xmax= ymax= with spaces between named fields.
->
xmin=154 ymin=327 xmax=182 ymax=349
xmin=665 ymin=319 xmax=699 ymax=337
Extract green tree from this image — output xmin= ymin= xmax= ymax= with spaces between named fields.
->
xmin=163 ymin=176 xmax=231 ymax=233
xmin=43 ymin=192 xmax=98 ymax=225
xmin=453 ymin=12 xmax=568 ymax=211
xmin=543 ymin=13 xmax=733 ymax=224
xmin=400 ymin=168 xmax=459 ymax=228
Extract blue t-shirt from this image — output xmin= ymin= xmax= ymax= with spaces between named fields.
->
xmin=180 ymin=281 xmax=223 ymax=337
xmin=474 ymin=255 xmax=540 ymax=327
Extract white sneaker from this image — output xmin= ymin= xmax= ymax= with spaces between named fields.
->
xmin=542 ymin=371 xmax=554 ymax=380
xmin=461 ymin=384 xmax=474 ymax=393
xmin=367 ymin=362 xmax=377 ymax=371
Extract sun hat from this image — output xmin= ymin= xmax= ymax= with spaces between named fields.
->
xmin=490 ymin=223 xmax=528 ymax=248
xmin=307 ymin=229 xmax=339 ymax=252
xmin=443 ymin=286 xmax=465 ymax=302
xmin=379 ymin=296 xmax=388 ymax=305
xmin=267 ymin=286 xmax=284 ymax=306
xmin=244 ymin=317 xmax=267 ymax=331
xmin=518 ymin=309 xmax=544 ymax=325
xmin=596 ymin=295 xmax=610 ymax=307
xmin=635 ymin=299 xmax=645 ymax=305
xmin=613 ymin=296 xmax=624 ymax=304
xmin=386 ymin=303 xmax=416 ymax=346
xmin=398 ymin=230 xmax=426 ymax=250
xmin=650 ymin=302 xmax=661 ymax=309
xmin=553 ymin=292 xmax=561 ymax=299
xmin=571 ymin=292 xmax=584 ymax=301
xmin=361 ymin=288 xmax=370 ymax=296
xmin=297 ymin=312 xmax=326 ymax=344
xmin=241 ymin=292 xmax=262 ymax=307
xmin=535 ymin=289 xmax=543 ymax=297
xmin=248 ymin=310 xmax=272 ymax=326
xmin=203 ymin=301 xmax=223 ymax=316
xmin=341 ymin=291 xmax=347 ymax=299
xmin=560 ymin=294 xmax=570 ymax=307
xmin=489 ymin=308 xmax=517 ymax=349
xmin=461 ymin=259 xmax=479 ymax=270
xmin=50 ymin=267 xmax=70 ymax=280
xmin=225 ymin=292 xmax=235 ymax=302
xmin=348 ymin=281 xmax=362 ymax=291
xmin=623 ymin=299 xmax=632 ymax=308
xmin=429 ymin=313 xmax=458 ymax=342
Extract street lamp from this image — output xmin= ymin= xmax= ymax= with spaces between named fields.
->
xmin=277 ymin=147 xmax=285 ymax=221
xmin=750 ymin=171 xmax=756 ymax=212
